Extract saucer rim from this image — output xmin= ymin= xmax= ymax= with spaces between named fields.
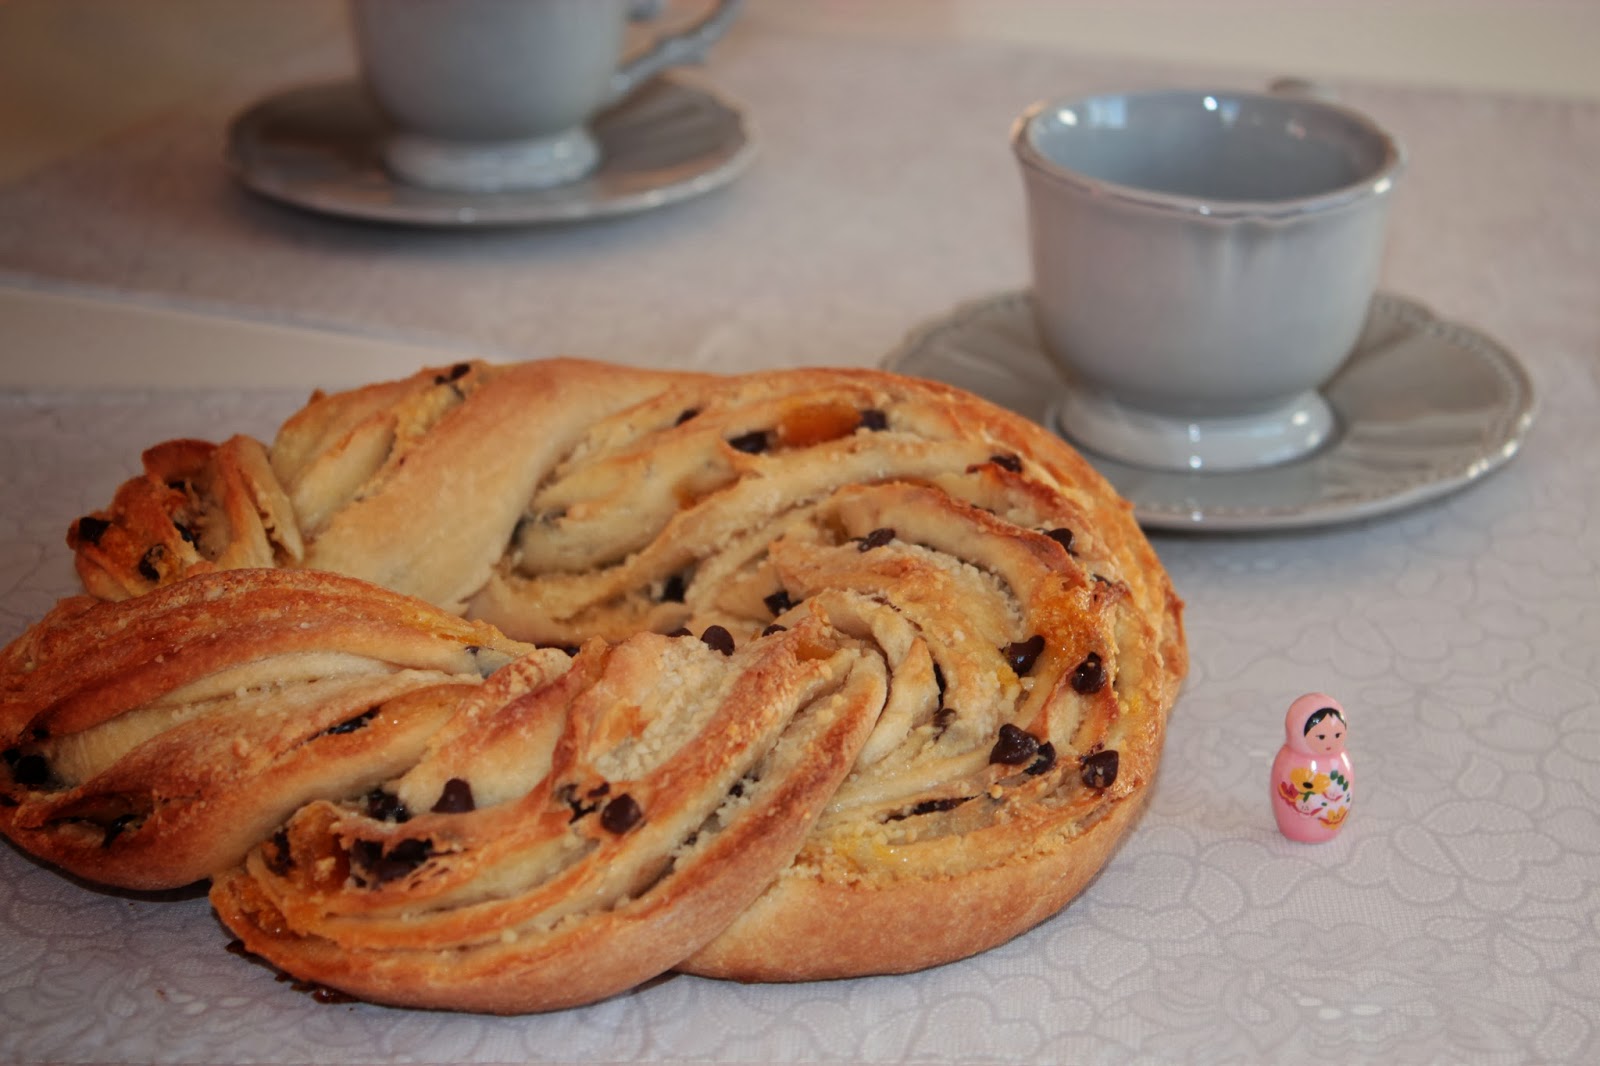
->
xmin=223 ymin=74 xmax=758 ymax=228
xmin=882 ymin=288 xmax=1537 ymax=533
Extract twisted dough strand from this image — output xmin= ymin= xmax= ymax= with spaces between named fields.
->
xmin=0 ymin=569 xmax=532 ymax=889
xmin=2 ymin=359 xmax=1185 ymax=1010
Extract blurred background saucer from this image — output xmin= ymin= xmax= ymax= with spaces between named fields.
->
xmin=883 ymin=290 xmax=1536 ymax=532
xmin=225 ymin=74 xmax=756 ymax=227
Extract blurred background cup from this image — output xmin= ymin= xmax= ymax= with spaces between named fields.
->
xmin=1012 ymin=88 xmax=1405 ymax=473
xmin=350 ymin=0 xmax=744 ymax=193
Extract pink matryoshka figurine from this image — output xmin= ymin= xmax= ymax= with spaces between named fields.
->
xmin=1271 ymin=693 xmax=1352 ymax=843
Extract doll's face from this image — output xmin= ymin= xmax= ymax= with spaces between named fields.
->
xmin=1306 ymin=713 xmax=1346 ymax=755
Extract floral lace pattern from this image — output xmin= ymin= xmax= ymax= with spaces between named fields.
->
xmin=1 ymin=351 xmax=1596 ymax=1062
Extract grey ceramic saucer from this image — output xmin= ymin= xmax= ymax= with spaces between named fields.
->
xmin=225 ymin=75 xmax=755 ymax=226
xmin=882 ymin=290 xmax=1535 ymax=531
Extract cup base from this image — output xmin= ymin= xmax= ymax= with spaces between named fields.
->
xmin=381 ymin=127 xmax=600 ymax=193
xmin=1050 ymin=386 xmax=1336 ymax=473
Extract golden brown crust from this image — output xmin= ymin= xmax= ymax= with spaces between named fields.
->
xmin=0 ymin=569 xmax=533 ymax=889
xmin=2 ymin=357 xmax=1185 ymax=1010
xmin=211 ymin=609 xmax=885 ymax=1013
xmin=68 ymin=436 xmax=302 ymax=601
xmin=684 ymin=781 xmax=1151 ymax=981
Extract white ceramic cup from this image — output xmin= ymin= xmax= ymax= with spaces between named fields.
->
xmin=1012 ymin=89 xmax=1405 ymax=472
xmin=350 ymin=0 xmax=744 ymax=193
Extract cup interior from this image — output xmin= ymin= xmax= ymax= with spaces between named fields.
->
xmin=1023 ymin=90 xmax=1399 ymax=207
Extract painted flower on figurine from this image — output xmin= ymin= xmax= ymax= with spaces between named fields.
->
xmin=1287 ymin=767 xmax=1332 ymax=803
xmin=1271 ymin=693 xmax=1354 ymax=843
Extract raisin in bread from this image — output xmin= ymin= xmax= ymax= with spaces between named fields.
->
xmin=2 ymin=358 xmax=1185 ymax=1011
xmin=0 ymin=569 xmax=532 ymax=890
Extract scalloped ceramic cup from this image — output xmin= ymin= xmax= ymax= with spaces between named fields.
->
xmin=350 ymin=0 xmax=743 ymax=193
xmin=1013 ymin=89 xmax=1405 ymax=472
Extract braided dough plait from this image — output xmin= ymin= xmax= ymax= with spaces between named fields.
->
xmin=2 ymin=358 xmax=1185 ymax=1011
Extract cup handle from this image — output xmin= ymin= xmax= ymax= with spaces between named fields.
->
xmin=607 ymin=0 xmax=745 ymax=106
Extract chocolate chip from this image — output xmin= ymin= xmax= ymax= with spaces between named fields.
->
xmin=933 ymin=662 xmax=947 ymax=702
xmin=8 ymin=752 xmax=49 ymax=787
xmin=321 ymin=707 xmax=378 ymax=737
xmin=101 ymin=814 xmax=137 ymax=848
xmin=354 ymin=837 xmax=434 ymax=884
xmin=1002 ymin=634 xmax=1046 ymax=676
xmin=933 ymin=706 xmax=956 ymax=732
xmin=1080 ymin=749 xmax=1119 ymax=789
xmin=991 ymin=453 xmax=1023 ymax=472
xmin=1026 ymin=742 xmax=1058 ymax=776
xmin=989 ymin=723 xmax=1040 ymax=766
xmin=433 ymin=363 xmax=470 ymax=385
xmin=858 ymin=409 xmax=889 ymax=431
xmin=387 ymin=839 xmax=433 ymax=870
xmin=349 ymin=839 xmax=381 ymax=871
xmin=888 ymin=796 xmax=968 ymax=821
xmin=1070 ymin=652 xmax=1107 ymax=694
xmin=761 ymin=623 xmax=787 ymax=637
xmin=561 ymin=784 xmax=598 ymax=823
xmin=1045 ymin=528 xmax=1075 ymax=554
xmin=137 ymin=545 xmax=164 ymax=583
xmin=660 ymin=573 xmax=687 ymax=603
xmin=763 ymin=589 xmax=792 ymax=616
xmin=364 ymin=789 xmax=410 ymax=823
xmin=667 ymin=628 xmax=693 ymax=638
xmin=600 ymin=794 xmax=643 ymax=834
xmin=586 ymin=782 xmax=611 ymax=799
xmin=728 ymin=430 xmax=768 ymax=454
xmin=675 ymin=408 xmax=700 ymax=426
xmin=700 ymin=625 xmax=735 ymax=655
xmin=266 ymin=828 xmax=294 ymax=875
xmin=431 ymin=778 xmax=475 ymax=814
xmin=858 ymin=527 xmax=895 ymax=552
xmin=174 ymin=521 xmax=199 ymax=546
xmin=75 ymin=516 xmax=111 ymax=546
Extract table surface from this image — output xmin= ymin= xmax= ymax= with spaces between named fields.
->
xmin=1 ymin=2 xmax=1598 ymax=1063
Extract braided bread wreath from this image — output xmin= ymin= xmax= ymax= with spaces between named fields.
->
xmin=0 ymin=358 xmax=1184 ymax=1014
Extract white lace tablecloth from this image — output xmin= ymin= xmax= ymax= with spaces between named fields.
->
xmin=2 ymin=14 xmax=1598 ymax=1066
